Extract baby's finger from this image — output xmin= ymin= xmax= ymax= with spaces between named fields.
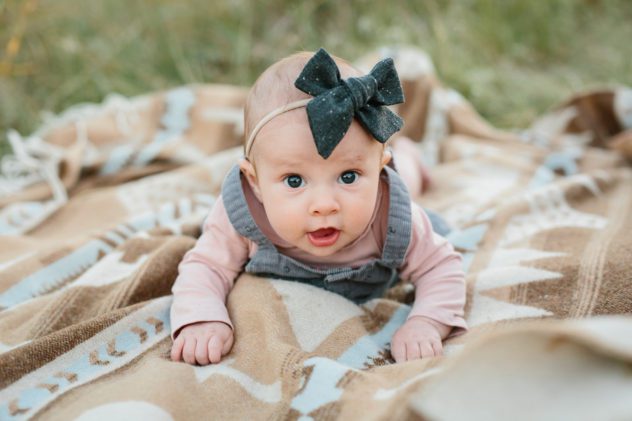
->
xmin=391 ymin=340 xmax=406 ymax=363
xmin=406 ymin=341 xmax=421 ymax=361
xmin=420 ymin=341 xmax=434 ymax=358
xmin=195 ymin=337 xmax=210 ymax=366
xmin=431 ymin=340 xmax=443 ymax=356
xmin=170 ymin=337 xmax=184 ymax=362
xmin=221 ymin=333 xmax=234 ymax=356
xmin=182 ymin=337 xmax=198 ymax=365
xmin=208 ymin=335 xmax=223 ymax=364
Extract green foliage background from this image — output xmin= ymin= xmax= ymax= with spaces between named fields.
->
xmin=1 ymin=0 xmax=631 ymax=155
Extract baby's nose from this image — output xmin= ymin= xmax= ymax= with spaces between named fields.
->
xmin=309 ymin=194 xmax=340 ymax=216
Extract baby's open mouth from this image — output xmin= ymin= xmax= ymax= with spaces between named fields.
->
xmin=307 ymin=227 xmax=340 ymax=247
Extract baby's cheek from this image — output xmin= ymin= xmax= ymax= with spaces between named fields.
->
xmin=267 ymin=206 xmax=305 ymax=239
xmin=346 ymin=199 xmax=374 ymax=233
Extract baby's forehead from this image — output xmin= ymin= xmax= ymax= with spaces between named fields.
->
xmin=245 ymin=52 xmax=366 ymax=158
xmin=249 ymin=56 xmax=362 ymax=113
xmin=253 ymin=112 xmax=383 ymax=166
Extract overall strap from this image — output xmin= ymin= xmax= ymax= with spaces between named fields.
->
xmin=380 ymin=165 xmax=413 ymax=268
xmin=221 ymin=163 xmax=274 ymax=248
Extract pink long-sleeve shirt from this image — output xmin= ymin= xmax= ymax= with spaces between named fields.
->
xmin=170 ymin=175 xmax=467 ymax=339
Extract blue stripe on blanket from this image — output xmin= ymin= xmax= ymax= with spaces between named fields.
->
xmin=290 ymin=305 xmax=410 ymax=417
xmin=99 ymin=87 xmax=195 ymax=175
xmin=0 ymin=195 xmax=214 ymax=310
xmin=0 ymin=239 xmax=114 ymax=309
xmin=0 ymin=297 xmax=171 ymax=421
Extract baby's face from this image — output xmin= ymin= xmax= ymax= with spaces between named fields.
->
xmin=241 ymin=111 xmax=390 ymax=257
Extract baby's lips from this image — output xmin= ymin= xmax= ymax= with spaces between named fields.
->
xmin=309 ymin=227 xmax=338 ymax=238
xmin=307 ymin=227 xmax=340 ymax=247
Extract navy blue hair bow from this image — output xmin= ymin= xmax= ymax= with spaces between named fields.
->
xmin=294 ymin=48 xmax=405 ymax=159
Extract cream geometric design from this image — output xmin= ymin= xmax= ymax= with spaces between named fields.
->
xmin=468 ymin=245 xmax=568 ymax=328
xmin=194 ymin=358 xmax=282 ymax=404
xmin=500 ymin=182 xmax=607 ymax=247
xmin=116 ymin=174 xmax=212 ymax=215
xmin=465 ymin=177 xmax=609 ymax=329
xmin=488 ymin=248 xmax=565 ymax=268
xmin=476 ymin=266 xmax=562 ymax=292
xmin=468 ymin=244 xmax=569 ymax=328
xmin=443 ymin=163 xmax=520 ymax=228
xmin=269 ymin=280 xmax=364 ymax=352
xmin=468 ymin=241 xmax=571 ymax=328
xmin=74 ymin=401 xmax=175 ymax=421
xmin=467 ymin=294 xmax=553 ymax=328
xmin=373 ymin=367 xmax=442 ymax=401
xmin=63 ymin=250 xmax=148 ymax=289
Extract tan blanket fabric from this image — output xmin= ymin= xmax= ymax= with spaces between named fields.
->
xmin=1 ymin=47 xmax=631 ymax=420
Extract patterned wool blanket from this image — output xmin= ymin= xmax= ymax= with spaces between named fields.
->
xmin=1 ymin=48 xmax=631 ymax=420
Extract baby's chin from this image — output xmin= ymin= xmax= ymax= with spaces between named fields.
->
xmin=298 ymin=244 xmax=341 ymax=258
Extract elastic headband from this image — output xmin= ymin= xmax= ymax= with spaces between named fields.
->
xmin=245 ymin=99 xmax=309 ymax=158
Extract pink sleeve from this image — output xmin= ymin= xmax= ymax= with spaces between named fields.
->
xmin=399 ymin=204 xmax=468 ymax=337
xmin=170 ymin=196 xmax=251 ymax=339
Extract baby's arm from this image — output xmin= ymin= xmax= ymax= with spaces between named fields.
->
xmin=170 ymin=196 xmax=251 ymax=365
xmin=391 ymin=204 xmax=467 ymax=362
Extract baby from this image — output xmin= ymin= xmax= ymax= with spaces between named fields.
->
xmin=170 ymin=49 xmax=467 ymax=366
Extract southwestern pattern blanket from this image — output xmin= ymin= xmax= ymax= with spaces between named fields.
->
xmin=1 ymin=48 xmax=631 ymax=420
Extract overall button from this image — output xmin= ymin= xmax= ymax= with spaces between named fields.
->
xmin=388 ymin=226 xmax=396 ymax=234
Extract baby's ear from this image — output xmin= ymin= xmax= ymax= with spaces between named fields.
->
xmin=380 ymin=146 xmax=392 ymax=169
xmin=239 ymin=158 xmax=263 ymax=201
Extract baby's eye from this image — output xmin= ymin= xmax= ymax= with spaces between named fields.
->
xmin=338 ymin=171 xmax=359 ymax=185
xmin=284 ymin=175 xmax=305 ymax=188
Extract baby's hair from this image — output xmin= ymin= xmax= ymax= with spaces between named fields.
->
xmin=244 ymin=50 xmax=363 ymax=157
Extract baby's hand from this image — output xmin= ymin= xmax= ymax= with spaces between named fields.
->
xmin=171 ymin=321 xmax=234 ymax=365
xmin=390 ymin=316 xmax=445 ymax=363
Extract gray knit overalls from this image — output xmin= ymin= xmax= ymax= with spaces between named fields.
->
xmin=221 ymin=163 xmax=412 ymax=304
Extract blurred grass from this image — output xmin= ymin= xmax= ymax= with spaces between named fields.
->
xmin=1 ymin=0 xmax=632 ymax=156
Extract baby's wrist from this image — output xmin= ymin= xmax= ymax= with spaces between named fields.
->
xmin=408 ymin=316 xmax=452 ymax=338
xmin=208 ymin=320 xmax=233 ymax=330
xmin=177 ymin=320 xmax=233 ymax=335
